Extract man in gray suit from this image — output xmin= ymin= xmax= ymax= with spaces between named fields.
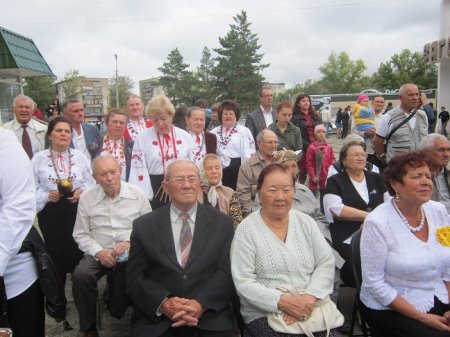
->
xmin=245 ymin=86 xmax=276 ymax=142
xmin=63 ymin=98 xmax=102 ymax=161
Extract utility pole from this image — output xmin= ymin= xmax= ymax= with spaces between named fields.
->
xmin=115 ymin=54 xmax=119 ymax=108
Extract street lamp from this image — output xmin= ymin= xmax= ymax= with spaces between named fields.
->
xmin=115 ymin=54 xmax=119 ymax=108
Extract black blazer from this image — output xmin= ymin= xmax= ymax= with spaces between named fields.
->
xmin=127 ymin=203 xmax=236 ymax=337
xmin=324 ymin=170 xmax=385 ymax=261
xmin=245 ymin=107 xmax=276 ymax=141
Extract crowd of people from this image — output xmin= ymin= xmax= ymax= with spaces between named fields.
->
xmin=0 ymin=82 xmax=450 ymax=337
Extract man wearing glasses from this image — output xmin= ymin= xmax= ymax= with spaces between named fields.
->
xmin=245 ymin=86 xmax=276 ymax=143
xmin=127 ymin=160 xmax=237 ymax=337
xmin=236 ymin=129 xmax=279 ymax=217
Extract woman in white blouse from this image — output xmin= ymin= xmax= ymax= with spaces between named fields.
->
xmin=360 ymin=152 xmax=450 ymax=337
xmin=211 ymin=100 xmax=255 ymax=190
xmin=128 ymin=95 xmax=194 ymax=209
xmin=231 ymin=164 xmax=337 ymax=336
xmin=185 ymin=106 xmax=217 ymax=165
xmin=93 ymin=108 xmax=133 ymax=181
xmin=323 ymin=140 xmax=385 ymax=286
xmin=32 ymin=117 xmax=95 ymax=290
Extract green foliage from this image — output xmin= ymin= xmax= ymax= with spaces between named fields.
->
xmin=212 ymin=10 xmax=269 ymax=108
xmin=108 ymin=75 xmax=134 ymax=108
xmin=197 ymin=46 xmax=216 ymax=102
xmin=60 ymin=69 xmax=84 ymax=99
xmin=158 ymin=48 xmax=198 ymax=106
xmin=319 ymin=51 xmax=367 ymax=94
xmin=372 ymin=49 xmax=437 ymax=91
xmin=24 ymin=76 xmax=56 ymax=112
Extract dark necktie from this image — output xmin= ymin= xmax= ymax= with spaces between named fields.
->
xmin=21 ymin=125 xmax=33 ymax=159
xmin=179 ymin=212 xmax=192 ymax=268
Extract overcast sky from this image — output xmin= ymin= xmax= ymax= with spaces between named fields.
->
xmin=0 ymin=0 xmax=442 ymax=93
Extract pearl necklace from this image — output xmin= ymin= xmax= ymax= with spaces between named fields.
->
xmin=392 ymin=200 xmax=425 ymax=233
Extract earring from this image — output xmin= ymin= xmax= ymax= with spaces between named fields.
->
xmin=395 ymin=192 xmax=400 ymax=202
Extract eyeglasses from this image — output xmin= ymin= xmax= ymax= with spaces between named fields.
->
xmin=172 ymin=176 xmax=199 ymax=185
xmin=348 ymin=153 xmax=368 ymax=159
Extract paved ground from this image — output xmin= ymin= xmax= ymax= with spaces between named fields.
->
xmin=45 ymin=134 xmax=360 ymax=337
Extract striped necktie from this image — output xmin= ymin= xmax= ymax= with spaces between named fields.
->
xmin=179 ymin=212 xmax=192 ymax=268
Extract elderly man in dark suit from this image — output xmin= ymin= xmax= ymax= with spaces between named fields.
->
xmin=245 ymin=86 xmax=276 ymax=142
xmin=62 ymin=98 xmax=102 ymax=161
xmin=127 ymin=160 xmax=237 ymax=337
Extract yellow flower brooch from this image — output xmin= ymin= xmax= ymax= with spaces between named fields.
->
xmin=437 ymin=226 xmax=450 ymax=247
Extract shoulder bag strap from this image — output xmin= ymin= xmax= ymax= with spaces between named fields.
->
xmin=385 ymin=108 xmax=417 ymax=145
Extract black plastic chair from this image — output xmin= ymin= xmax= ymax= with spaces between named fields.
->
xmin=348 ymin=229 xmax=371 ymax=337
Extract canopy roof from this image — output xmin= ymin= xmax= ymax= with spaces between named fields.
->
xmin=0 ymin=26 xmax=54 ymax=78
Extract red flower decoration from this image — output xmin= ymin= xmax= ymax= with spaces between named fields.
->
xmin=176 ymin=140 xmax=182 ymax=144
xmin=152 ymin=141 xmax=158 ymax=145
xmin=138 ymin=175 xmax=144 ymax=181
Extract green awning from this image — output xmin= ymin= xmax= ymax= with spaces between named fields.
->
xmin=0 ymin=26 xmax=54 ymax=77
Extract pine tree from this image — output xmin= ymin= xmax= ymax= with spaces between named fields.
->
xmin=158 ymin=48 xmax=198 ymax=105
xmin=212 ymin=10 xmax=269 ymax=109
xmin=197 ymin=46 xmax=215 ymax=102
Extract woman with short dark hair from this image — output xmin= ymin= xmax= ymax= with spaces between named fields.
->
xmin=360 ymin=152 xmax=450 ymax=337
xmin=211 ymin=100 xmax=255 ymax=189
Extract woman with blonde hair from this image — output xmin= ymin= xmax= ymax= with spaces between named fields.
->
xmin=129 ymin=95 xmax=195 ymax=209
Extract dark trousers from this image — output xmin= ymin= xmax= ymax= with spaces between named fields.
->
xmin=222 ymin=158 xmax=241 ymax=190
xmin=72 ymin=255 xmax=111 ymax=332
xmin=361 ymin=298 xmax=450 ymax=337
xmin=7 ymin=280 xmax=45 ymax=337
xmin=160 ymin=327 xmax=236 ymax=337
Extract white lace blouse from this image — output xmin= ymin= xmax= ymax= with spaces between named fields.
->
xmin=360 ymin=200 xmax=450 ymax=313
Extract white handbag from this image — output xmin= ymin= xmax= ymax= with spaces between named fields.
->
xmin=268 ymin=285 xmax=344 ymax=337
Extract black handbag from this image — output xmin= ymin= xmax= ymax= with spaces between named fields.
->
xmin=0 ymin=277 xmax=8 ymax=328
xmin=19 ymin=227 xmax=67 ymax=322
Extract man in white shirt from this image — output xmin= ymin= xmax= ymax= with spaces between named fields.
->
xmin=0 ymin=128 xmax=43 ymax=336
xmin=72 ymin=156 xmax=151 ymax=337
xmin=320 ymin=106 xmax=332 ymax=138
xmin=245 ymin=86 xmax=276 ymax=142
xmin=124 ymin=95 xmax=152 ymax=141
xmin=62 ymin=98 xmax=102 ymax=161
xmin=3 ymin=94 xmax=47 ymax=158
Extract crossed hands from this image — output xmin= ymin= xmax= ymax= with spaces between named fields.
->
xmin=277 ymin=293 xmax=317 ymax=325
xmin=161 ymin=297 xmax=205 ymax=327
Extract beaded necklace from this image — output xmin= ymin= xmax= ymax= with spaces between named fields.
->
xmin=102 ymin=135 xmax=125 ymax=168
xmin=218 ymin=124 xmax=237 ymax=148
xmin=392 ymin=199 xmax=425 ymax=233
xmin=49 ymin=147 xmax=72 ymax=182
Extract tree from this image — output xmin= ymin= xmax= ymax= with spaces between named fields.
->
xmin=60 ymin=69 xmax=84 ymax=99
xmin=109 ymin=75 xmax=134 ymax=108
xmin=319 ymin=52 xmax=367 ymax=94
xmin=372 ymin=49 xmax=437 ymax=91
xmin=212 ymin=10 xmax=269 ymax=108
xmin=197 ymin=46 xmax=216 ymax=102
xmin=158 ymin=48 xmax=198 ymax=105
xmin=24 ymin=76 xmax=56 ymax=112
